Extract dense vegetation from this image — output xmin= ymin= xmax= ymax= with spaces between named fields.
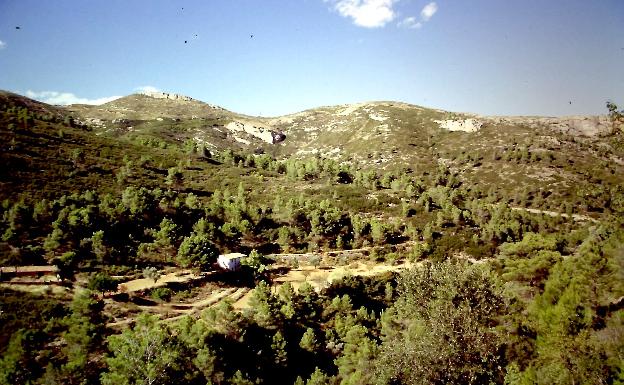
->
xmin=0 ymin=93 xmax=622 ymax=384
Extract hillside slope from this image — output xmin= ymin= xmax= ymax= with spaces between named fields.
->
xmin=5 ymin=90 xmax=624 ymax=214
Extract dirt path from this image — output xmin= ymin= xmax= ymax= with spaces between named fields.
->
xmin=510 ymin=206 xmax=598 ymax=223
xmin=268 ymin=241 xmax=419 ymax=262
xmin=117 ymin=270 xmax=209 ymax=294
xmin=106 ymin=287 xmax=250 ymax=327
xmin=160 ymin=288 xmax=245 ymax=324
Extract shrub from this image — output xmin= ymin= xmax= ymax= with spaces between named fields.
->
xmin=150 ymin=287 xmax=173 ymax=302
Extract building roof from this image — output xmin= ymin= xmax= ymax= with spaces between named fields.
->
xmin=0 ymin=265 xmax=60 ymax=274
xmin=218 ymin=253 xmax=246 ymax=261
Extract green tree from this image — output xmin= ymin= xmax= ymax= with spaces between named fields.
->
xmin=607 ymin=101 xmax=624 ymax=134
xmin=91 ymin=230 xmax=109 ymax=262
xmin=272 ymin=331 xmax=288 ymax=366
xmin=165 ymin=167 xmax=183 ymax=189
xmin=306 ymin=368 xmax=333 ymax=385
xmin=176 ymin=233 xmax=219 ymax=270
xmin=376 ymin=260 xmax=508 ymax=385
xmin=278 ymin=226 xmax=292 ymax=250
xmin=336 ymin=325 xmax=379 ymax=385
xmin=248 ymin=281 xmax=282 ymax=328
xmin=61 ymin=290 xmax=106 ymax=384
xmin=507 ymin=225 xmax=624 ymax=385
xmin=230 ymin=370 xmax=254 ymax=385
xmin=122 ymin=186 xmax=155 ymax=216
xmin=154 ymin=218 xmax=179 ymax=247
xmin=300 ymin=327 xmax=319 ymax=352
xmin=241 ymin=249 xmax=268 ymax=282
xmin=87 ymin=272 xmax=117 ymax=294
xmin=101 ymin=314 xmax=180 ymax=385
xmin=0 ymin=330 xmax=36 ymax=385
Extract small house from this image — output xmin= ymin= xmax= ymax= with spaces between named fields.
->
xmin=217 ymin=253 xmax=245 ymax=271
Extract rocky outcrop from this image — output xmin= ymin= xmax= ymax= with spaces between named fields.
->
xmin=139 ymin=91 xmax=225 ymax=111
xmin=140 ymin=91 xmax=195 ymax=101
xmin=434 ymin=118 xmax=482 ymax=132
xmin=225 ymin=121 xmax=286 ymax=144
xmin=434 ymin=115 xmax=612 ymax=137
xmin=484 ymin=115 xmax=612 ymax=136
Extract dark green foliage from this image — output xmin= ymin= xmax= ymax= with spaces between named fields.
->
xmin=607 ymin=101 xmax=623 ymax=134
xmin=376 ymin=260 xmax=509 ymax=385
xmin=505 ymin=223 xmax=624 ymax=385
xmin=101 ymin=314 xmax=181 ymax=385
xmin=61 ymin=290 xmax=107 ymax=384
xmin=150 ymin=287 xmax=173 ymax=301
xmin=87 ymin=272 xmax=118 ymax=293
xmin=0 ymin=329 xmax=38 ymax=385
xmin=0 ymin=288 xmax=66 ymax=351
xmin=176 ymin=233 xmax=219 ymax=269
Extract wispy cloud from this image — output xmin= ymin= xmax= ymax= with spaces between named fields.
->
xmin=398 ymin=1 xmax=438 ymax=30
xmin=420 ymin=2 xmax=438 ymax=21
xmin=326 ymin=0 xmax=398 ymax=28
xmin=25 ymin=90 xmax=121 ymax=105
xmin=135 ymin=85 xmax=161 ymax=94
xmin=0 ymin=40 xmax=6 ymax=49
xmin=397 ymin=16 xmax=421 ymax=29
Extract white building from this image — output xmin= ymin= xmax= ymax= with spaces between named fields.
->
xmin=217 ymin=253 xmax=245 ymax=271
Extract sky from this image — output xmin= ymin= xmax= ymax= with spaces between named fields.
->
xmin=0 ymin=0 xmax=622 ymax=117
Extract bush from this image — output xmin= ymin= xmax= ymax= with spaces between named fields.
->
xmin=87 ymin=272 xmax=117 ymax=293
xmin=150 ymin=287 xmax=173 ymax=302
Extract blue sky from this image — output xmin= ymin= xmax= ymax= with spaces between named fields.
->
xmin=0 ymin=0 xmax=622 ymax=116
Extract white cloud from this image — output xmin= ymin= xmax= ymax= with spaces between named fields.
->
xmin=25 ymin=90 xmax=121 ymax=105
xmin=327 ymin=0 xmax=398 ymax=28
xmin=420 ymin=2 xmax=438 ymax=21
xmin=397 ymin=16 xmax=422 ymax=29
xmin=135 ymin=85 xmax=161 ymax=94
xmin=0 ymin=40 xmax=6 ymax=49
xmin=399 ymin=2 xmax=438 ymax=30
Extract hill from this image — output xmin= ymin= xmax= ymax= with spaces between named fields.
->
xmin=62 ymin=91 xmax=624 ymax=215
xmin=0 ymin=90 xmax=623 ymax=385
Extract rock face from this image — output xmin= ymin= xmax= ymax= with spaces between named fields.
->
xmin=434 ymin=118 xmax=482 ymax=132
xmin=140 ymin=91 xmax=195 ymax=101
xmin=434 ymin=115 xmax=612 ymax=137
xmin=484 ymin=115 xmax=612 ymax=136
xmin=225 ymin=121 xmax=286 ymax=144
